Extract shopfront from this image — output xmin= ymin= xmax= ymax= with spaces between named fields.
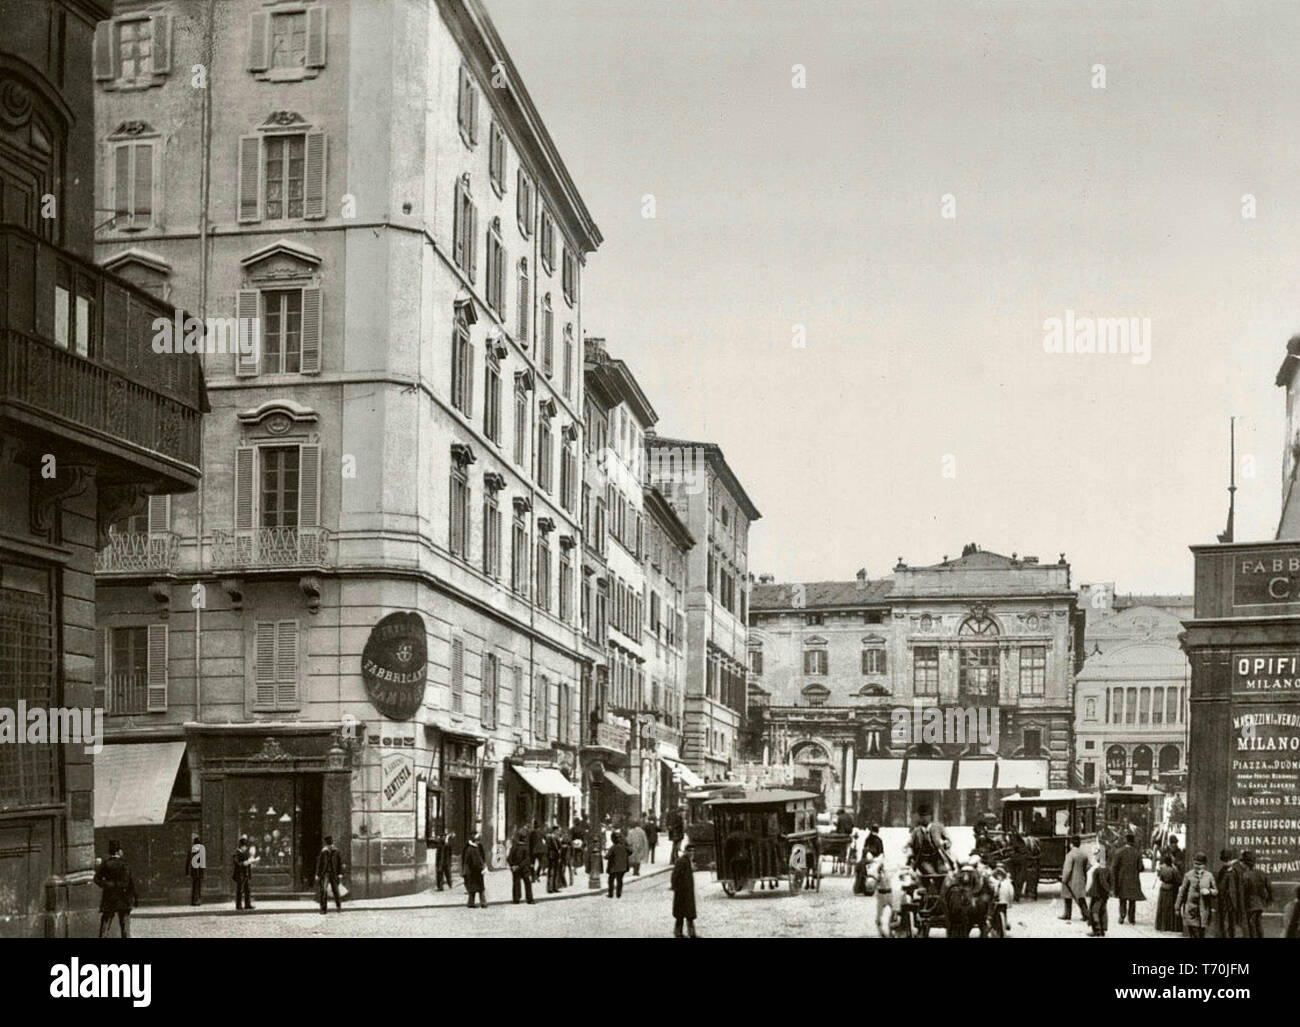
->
xmin=1184 ymin=540 xmax=1300 ymax=935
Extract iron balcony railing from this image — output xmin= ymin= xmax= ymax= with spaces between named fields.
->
xmin=99 ymin=671 xmax=149 ymax=717
xmin=96 ymin=531 xmax=179 ymax=573
xmin=211 ymin=527 xmax=331 ymax=570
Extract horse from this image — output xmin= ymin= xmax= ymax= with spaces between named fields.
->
xmin=942 ymin=866 xmax=995 ymax=937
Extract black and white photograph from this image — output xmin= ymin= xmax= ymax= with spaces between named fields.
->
xmin=1 ymin=0 xmax=1298 ymax=1003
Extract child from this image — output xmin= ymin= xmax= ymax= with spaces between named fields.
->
xmin=991 ymin=864 xmax=1015 ymax=936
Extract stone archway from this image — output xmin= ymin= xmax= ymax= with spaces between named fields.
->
xmin=789 ymin=740 xmax=835 ymax=809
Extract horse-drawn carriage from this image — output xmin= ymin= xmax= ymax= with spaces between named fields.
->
xmin=706 ymin=790 xmax=822 ymax=896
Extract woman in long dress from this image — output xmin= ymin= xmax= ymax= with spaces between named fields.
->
xmin=1154 ymin=854 xmax=1180 ymax=931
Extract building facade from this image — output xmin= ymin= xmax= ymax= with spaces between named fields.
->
xmin=91 ymin=0 xmax=598 ymax=899
xmin=747 ymin=546 xmax=1085 ymax=826
xmin=0 ymin=0 xmax=206 ymax=935
xmin=647 ymin=437 xmax=759 ymax=780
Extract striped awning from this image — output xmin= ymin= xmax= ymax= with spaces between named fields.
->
xmin=996 ymin=758 xmax=1049 ymax=790
xmin=601 ymin=769 xmax=639 ymax=797
xmin=512 ymin=765 xmax=581 ymax=801
xmin=852 ymin=758 xmax=904 ymax=792
xmin=956 ymin=759 xmax=997 ymax=790
xmin=659 ymin=755 xmax=703 ymax=789
xmin=903 ymin=759 xmax=953 ymax=791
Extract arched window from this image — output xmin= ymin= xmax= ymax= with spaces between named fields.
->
xmin=1105 ymin=745 xmax=1127 ymax=784
xmin=1158 ymin=744 xmax=1180 ymax=776
xmin=800 ymin=683 xmax=830 ymax=707
xmin=1131 ymin=744 xmax=1153 ymax=784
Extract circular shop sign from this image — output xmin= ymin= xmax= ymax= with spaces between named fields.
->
xmin=361 ymin=611 xmax=428 ymax=721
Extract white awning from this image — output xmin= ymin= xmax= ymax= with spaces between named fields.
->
xmin=852 ymin=758 xmax=904 ymax=792
xmin=512 ymin=765 xmax=581 ymax=800
xmin=659 ymin=755 xmax=703 ymax=789
xmin=956 ymin=759 xmax=997 ymax=790
xmin=95 ymin=741 xmax=187 ymax=828
xmin=903 ymin=759 xmax=953 ymax=791
xmin=601 ymin=769 xmax=639 ymax=797
xmin=996 ymin=758 xmax=1049 ymax=790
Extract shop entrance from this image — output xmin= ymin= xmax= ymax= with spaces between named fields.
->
xmin=445 ymin=777 xmax=474 ymax=871
xmin=230 ymin=773 xmax=322 ymax=891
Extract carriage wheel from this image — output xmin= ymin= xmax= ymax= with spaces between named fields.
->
xmin=721 ymin=880 xmax=736 ymax=898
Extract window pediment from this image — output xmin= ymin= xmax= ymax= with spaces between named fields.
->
xmin=240 ymin=238 xmax=322 ymax=281
xmin=802 ymin=634 xmax=828 ymax=647
xmin=236 ymin=399 xmax=319 ymax=434
xmin=861 ymin=634 xmax=886 ymax=645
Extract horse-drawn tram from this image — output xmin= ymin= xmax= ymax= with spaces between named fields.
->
xmin=1102 ymin=784 xmax=1162 ymax=857
xmin=1000 ymin=789 xmax=1099 ymax=881
xmin=706 ymin=790 xmax=822 ymax=896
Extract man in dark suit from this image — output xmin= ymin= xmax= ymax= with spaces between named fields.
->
xmin=316 ymin=835 xmax=344 ymax=914
xmin=668 ymin=806 xmax=686 ymax=864
xmin=94 ymin=841 xmax=138 ymax=938
xmin=508 ymin=829 xmax=535 ymax=904
xmin=186 ymin=834 xmax=206 ymax=906
xmin=528 ymin=820 xmax=546 ymax=882
xmin=1112 ymin=833 xmax=1145 ymax=925
xmin=232 ymin=836 xmax=254 ymax=910
xmin=434 ymin=823 xmax=455 ymax=891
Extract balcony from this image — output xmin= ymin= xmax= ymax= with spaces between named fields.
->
xmin=98 ymin=671 xmax=150 ymax=717
xmin=0 ymin=224 xmax=205 ymax=492
xmin=96 ymin=531 xmax=180 ymax=574
xmin=211 ymin=527 xmax=331 ymax=571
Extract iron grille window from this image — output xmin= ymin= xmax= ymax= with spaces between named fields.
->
xmin=0 ymin=570 xmax=57 ymax=810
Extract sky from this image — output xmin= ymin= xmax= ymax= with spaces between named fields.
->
xmin=488 ymin=0 xmax=1300 ymax=594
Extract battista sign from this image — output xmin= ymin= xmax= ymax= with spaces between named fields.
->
xmin=1232 ymin=546 xmax=1300 ymax=607
xmin=362 ymin=612 xmax=428 ymax=721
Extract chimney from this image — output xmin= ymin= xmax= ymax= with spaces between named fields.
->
xmin=758 ymin=573 xmax=775 ymax=585
xmin=855 ymin=568 xmax=868 ymax=588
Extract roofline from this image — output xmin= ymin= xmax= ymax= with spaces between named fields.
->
xmin=453 ymin=0 xmax=602 ymax=254
xmin=643 ymin=485 xmax=695 ymax=550
xmin=1276 ymin=335 xmax=1300 ymax=387
xmin=647 ymin=436 xmax=761 ymax=520
xmin=585 ymin=349 xmax=657 ymax=428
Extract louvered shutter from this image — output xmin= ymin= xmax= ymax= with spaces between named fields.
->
xmin=467 ymin=202 xmax=478 ymax=283
xmin=248 ymin=13 xmax=269 ymax=71
xmin=469 ymin=82 xmax=479 ymax=144
xmin=303 ymin=131 xmax=326 ymax=219
xmin=93 ymin=21 xmax=115 ymax=80
xmin=276 ymin=621 xmax=298 ymax=708
xmin=297 ymin=444 xmax=320 ymax=528
xmin=235 ymin=290 xmax=260 ymax=375
xmin=514 ymin=665 xmax=523 ymax=726
xmin=151 ymin=14 xmax=171 ymax=74
xmin=113 ymin=145 xmax=130 ymax=225
xmin=299 ymin=287 xmax=321 ymax=372
xmin=465 ymin=344 xmax=474 ymax=419
xmin=133 ymin=143 xmax=153 ymax=229
xmin=146 ymin=623 xmax=168 ymax=711
xmin=451 ymin=638 xmax=464 ymax=714
xmin=254 ymin=622 xmax=276 ymax=707
xmin=880 ymin=650 xmax=887 ymax=674
xmin=237 ymin=136 xmax=261 ymax=222
xmin=148 ymin=495 xmax=170 ymax=533
xmin=95 ymin=628 xmax=108 ymax=711
xmin=234 ymin=446 xmax=255 ymax=531
xmin=306 ymin=6 xmax=328 ymax=68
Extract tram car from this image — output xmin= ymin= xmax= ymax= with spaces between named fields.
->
xmin=706 ymin=790 xmax=822 ymax=896
xmin=1000 ymin=789 xmax=1099 ymax=882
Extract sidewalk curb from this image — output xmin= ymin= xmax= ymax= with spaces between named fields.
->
xmin=133 ymin=864 xmax=673 ymax=919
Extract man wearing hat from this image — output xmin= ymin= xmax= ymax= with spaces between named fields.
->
xmin=232 ymin=835 xmax=254 ymax=910
xmin=670 ymin=842 xmax=698 ymax=937
xmin=908 ymin=804 xmax=953 ymax=875
xmin=186 ymin=833 xmax=206 ymax=906
xmin=1176 ymin=852 xmax=1217 ymax=938
xmin=1237 ymin=850 xmax=1272 ymax=938
xmin=315 ymin=835 xmax=344 ymax=914
xmin=94 ymin=840 xmax=138 ymax=938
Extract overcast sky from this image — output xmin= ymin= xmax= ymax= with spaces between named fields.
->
xmin=489 ymin=0 xmax=1300 ymax=593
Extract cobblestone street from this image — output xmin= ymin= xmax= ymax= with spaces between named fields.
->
xmin=135 ymin=869 xmax=1173 ymax=939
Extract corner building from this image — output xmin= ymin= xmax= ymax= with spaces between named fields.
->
xmin=91 ymin=0 xmax=598 ymax=899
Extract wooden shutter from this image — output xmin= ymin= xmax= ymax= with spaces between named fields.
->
xmin=237 ymin=135 xmax=261 ymax=222
xmin=113 ymin=145 xmax=130 ymax=225
xmin=235 ymin=289 xmax=259 ymax=375
xmin=254 ymin=622 xmax=276 ymax=707
xmin=276 ymin=621 xmax=298 ymax=708
xmin=303 ymin=131 xmax=326 ymax=219
xmin=451 ymin=638 xmax=464 ymax=714
xmin=93 ymin=21 xmax=115 ymax=80
xmin=306 ymin=5 xmax=328 ymax=68
xmin=94 ymin=628 xmax=108 ymax=711
xmin=298 ymin=286 xmax=322 ymax=372
xmin=879 ymin=650 xmax=887 ymax=674
xmin=151 ymin=14 xmax=171 ymax=74
xmin=297 ymin=444 xmax=320 ymax=528
xmin=248 ymin=12 xmax=269 ymax=71
xmin=133 ymin=143 xmax=153 ymax=229
xmin=467 ymin=201 xmax=478 ymax=284
xmin=146 ymin=623 xmax=168 ymax=712
xmin=514 ymin=665 xmax=523 ymax=726
xmin=147 ymin=495 xmax=170 ymax=533
xmin=234 ymin=446 xmax=255 ymax=531
xmin=469 ymin=81 xmax=479 ymax=143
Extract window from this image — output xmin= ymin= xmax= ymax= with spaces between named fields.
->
xmin=1084 ymin=696 xmax=1097 ymax=721
xmin=559 ymin=550 xmax=573 ymax=622
xmin=1019 ymin=645 xmax=1046 ymax=696
xmin=111 ymin=140 xmax=155 ymax=230
xmin=457 ymin=65 xmax=478 ymax=146
xmin=511 ymin=514 xmax=528 ymax=596
xmin=450 ymin=637 xmax=465 ymax=714
xmin=270 ymin=10 xmax=307 ymax=69
xmin=99 ymin=625 xmax=168 ymax=715
xmin=246 ymin=7 xmax=326 ymax=78
xmin=914 ymin=646 xmax=939 ymax=696
xmin=54 ymin=264 xmax=97 ymax=357
xmin=482 ymin=653 xmax=498 ymax=729
xmin=516 ymin=169 xmax=534 ymax=237
xmin=237 ymin=131 xmax=326 ymax=222
xmin=449 ymin=466 xmax=469 ymax=560
xmin=864 ymin=610 xmax=885 ymax=625
xmin=1151 ymin=686 xmax=1164 ymax=725
xmin=749 ymin=648 xmax=763 ymax=675
xmin=0 ymin=566 xmax=58 ymax=808
xmin=960 ymin=646 xmax=998 ymax=697
xmin=541 ymin=294 xmax=554 ymax=376
xmin=489 ymin=122 xmax=506 ymax=195
xmin=534 ymin=675 xmax=549 ymax=741
xmin=450 ymin=310 xmax=474 ymax=415
xmin=540 ymin=209 xmax=556 ymax=272
xmin=862 ymin=648 xmax=887 ymax=675
xmin=484 ymin=347 xmax=501 ymax=443
xmin=485 ymin=219 xmax=506 ymax=318
xmin=513 ymin=665 xmax=524 ymax=727
xmin=562 ymin=247 xmax=577 ymax=305
xmin=483 ymin=492 xmax=501 ymax=579
xmin=453 ymin=175 xmax=478 ymax=281
xmin=516 ymin=259 xmax=530 ymax=343
xmin=558 ymin=682 xmax=571 ymax=745
xmin=513 ymin=382 xmax=527 ymax=466
xmin=1138 ymin=686 xmax=1151 ymax=725
xmin=1022 ymin=729 xmax=1043 ymax=756
xmin=262 ymin=288 xmax=303 ymax=374
xmin=562 ymin=324 xmax=574 ymax=399
xmin=803 ymin=649 xmax=828 ymax=675
xmin=560 ymin=437 xmax=576 ymax=512
xmin=1125 ymin=687 xmax=1137 ymax=725
xmin=116 ymin=18 xmax=154 ymax=79
xmin=260 ymin=446 xmax=300 ymax=528
xmin=236 ymin=286 xmax=321 ymax=376
xmin=536 ymin=537 xmax=551 ymax=611
xmin=805 ymin=613 xmax=824 ymax=626
xmin=254 ymin=620 xmax=299 ymax=710
xmin=537 ymin=416 xmax=553 ymax=493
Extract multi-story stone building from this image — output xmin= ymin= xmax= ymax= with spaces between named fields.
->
xmin=747 ymin=546 xmax=1085 ymax=826
xmin=1073 ymin=585 xmax=1191 ymax=791
xmin=91 ymin=0 xmax=598 ymax=899
xmin=647 ymin=436 xmax=759 ymax=780
xmin=0 ymin=0 xmax=206 ymax=935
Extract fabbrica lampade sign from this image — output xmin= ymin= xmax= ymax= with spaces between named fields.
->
xmin=1228 ymin=704 xmax=1300 ymax=876
xmin=1232 ymin=546 xmax=1300 ymax=607
xmin=362 ymin=612 xmax=428 ymax=721
xmin=1232 ymin=653 xmax=1300 ymax=697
